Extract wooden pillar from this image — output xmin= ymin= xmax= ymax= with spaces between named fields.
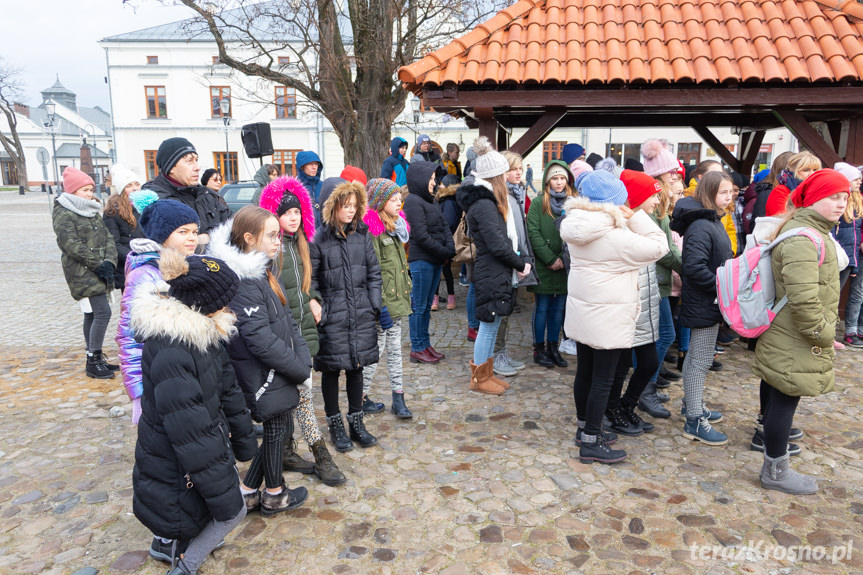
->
xmin=693 ymin=125 xmax=739 ymax=170
xmin=845 ymin=117 xmax=863 ymax=165
xmin=773 ymin=109 xmax=842 ymax=166
xmin=476 ymin=108 xmax=497 ymax=145
xmin=739 ymin=131 xmax=765 ymax=176
xmin=497 ymin=125 xmax=509 ymax=151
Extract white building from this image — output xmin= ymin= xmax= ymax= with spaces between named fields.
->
xmin=98 ymin=9 xmax=798 ymax=187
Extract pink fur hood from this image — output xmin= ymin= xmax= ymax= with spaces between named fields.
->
xmin=363 ymin=209 xmax=410 ymax=237
xmin=258 ymin=176 xmax=316 ymax=241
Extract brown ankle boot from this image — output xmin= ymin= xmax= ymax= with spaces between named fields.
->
xmin=469 ymin=360 xmax=506 ymax=395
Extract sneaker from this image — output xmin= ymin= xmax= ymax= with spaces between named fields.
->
xmin=714 ymin=345 xmax=725 ymax=355
xmin=459 ymin=274 xmax=469 ymax=287
xmin=750 ymin=429 xmax=801 ymax=456
xmin=261 ymin=485 xmax=308 ymax=516
xmin=492 ymin=351 xmax=518 ymax=377
xmin=558 ymin=338 xmax=579 ymax=356
xmin=578 ymin=436 xmax=627 ymax=464
xmin=681 ymin=405 xmax=723 ymax=423
xmin=575 ymin=427 xmax=618 ymax=446
xmin=833 ymin=340 xmax=845 ymax=350
xmin=502 ymin=349 xmax=525 ymax=370
xmin=682 ymin=416 xmax=727 ymax=446
xmin=150 ymin=538 xmax=188 ymax=563
xmin=843 ymin=333 xmax=863 ymax=348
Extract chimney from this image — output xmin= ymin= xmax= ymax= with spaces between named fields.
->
xmin=14 ymin=103 xmax=30 ymax=117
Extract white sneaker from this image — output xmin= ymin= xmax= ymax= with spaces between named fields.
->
xmin=559 ymin=339 xmax=578 ymax=356
xmin=492 ymin=351 xmax=518 ymax=376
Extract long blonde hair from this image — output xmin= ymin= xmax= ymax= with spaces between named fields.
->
xmin=843 ymin=189 xmax=863 ymax=223
xmin=788 ymin=152 xmax=822 ymax=179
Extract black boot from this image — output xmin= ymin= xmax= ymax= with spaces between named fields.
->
xmin=604 ymin=407 xmax=643 ymax=436
xmin=546 ymin=342 xmax=568 ymax=368
xmin=710 ymin=357 xmax=723 ymax=371
xmin=655 ymin=374 xmax=671 ymax=389
xmin=362 ymin=394 xmax=384 ymax=414
xmin=327 ymin=413 xmax=354 ymax=452
xmin=346 ymin=411 xmax=378 ymax=448
xmin=578 ymin=435 xmax=627 ymax=464
xmin=310 ymin=439 xmax=347 ymax=486
xmin=533 ymin=342 xmax=554 ymax=368
xmin=676 ymin=351 xmax=686 ymax=372
xmin=622 ymin=403 xmax=654 ymax=432
xmin=659 ymin=365 xmax=681 ymax=381
xmin=86 ymin=353 xmax=114 ymax=379
xmin=390 ymin=391 xmax=413 ymax=419
xmin=638 ymin=382 xmax=671 ymax=418
xmin=93 ymin=350 xmax=119 ymax=371
xmin=260 ymin=482 xmax=308 ymax=516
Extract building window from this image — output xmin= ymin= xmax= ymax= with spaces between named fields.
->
xmin=275 ymin=87 xmax=297 ymax=119
xmin=147 ymin=56 xmax=158 ymax=65
xmin=278 ymin=56 xmax=290 ymax=66
xmin=213 ymin=152 xmax=238 ymax=182
xmin=606 ymin=143 xmax=642 ymax=168
xmin=754 ymin=144 xmax=773 ymax=173
xmin=145 ymin=86 xmax=167 ymax=118
xmin=210 ymin=86 xmax=231 ymax=118
xmin=542 ymin=141 xmax=566 ymax=167
xmin=272 ymin=149 xmax=302 ymax=176
xmin=144 ymin=150 xmax=159 ymax=181
xmin=1 ymin=160 xmax=20 ymax=186
xmin=677 ymin=142 xmax=702 ymax=166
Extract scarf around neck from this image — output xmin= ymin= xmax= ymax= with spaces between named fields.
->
xmin=387 ymin=216 xmax=410 ymax=243
xmin=57 ymin=193 xmax=102 ymax=218
xmin=548 ymin=188 xmax=568 ymax=216
xmin=777 ymin=169 xmax=802 ymax=192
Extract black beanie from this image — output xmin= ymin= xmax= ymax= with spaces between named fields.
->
xmin=585 ymin=153 xmax=604 ymax=169
xmin=166 ymin=255 xmax=239 ymax=315
xmin=201 ymin=168 xmax=219 ymax=187
xmin=156 ymin=137 xmax=197 ymax=175
xmin=277 ymin=191 xmax=302 ymax=218
xmin=624 ymin=158 xmax=644 ymax=172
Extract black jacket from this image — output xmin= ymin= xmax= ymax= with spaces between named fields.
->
xmin=457 ymin=180 xmax=526 ymax=322
xmin=144 ymin=174 xmax=231 ymax=235
xmin=103 ymin=211 xmax=145 ymax=288
xmin=671 ymin=196 xmax=733 ymax=328
xmin=403 ymin=161 xmax=455 ymax=265
xmin=131 ymin=290 xmax=256 ymax=541
xmin=311 ymin=220 xmax=383 ymax=372
xmin=206 ymin=224 xmax=313 ymax=422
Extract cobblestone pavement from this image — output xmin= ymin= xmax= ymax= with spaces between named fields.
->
xmin=1 ymin=190 xmax=862 ymax=574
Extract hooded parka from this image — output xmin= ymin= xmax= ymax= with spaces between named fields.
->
xmin=380 ymin=137 xmax=410 ymax=187
xmin=752 ymin=209 xmax=840 ymax=397
xmin=403 ymin=161 xmax=455 ymax=265
xmin=363 ymin=209 xmax=412 ymax=318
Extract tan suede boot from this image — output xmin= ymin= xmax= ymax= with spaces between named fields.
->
xmin=469 ymin=360 xmax=506 ymax=395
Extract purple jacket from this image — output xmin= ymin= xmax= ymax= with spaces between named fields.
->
xmin=116 ymin=238 xmax=165 ymax=400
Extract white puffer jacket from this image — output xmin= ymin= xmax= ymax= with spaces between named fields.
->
xmin=632 ymin=264 xmax=661 ymax=347
xmin=560 ymin=197 xmax=669 ymax=350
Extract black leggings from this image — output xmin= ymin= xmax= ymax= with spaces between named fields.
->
xmin=607 ymin=342 xmax=659 ymax=412
xmin=436 ymin=265 xmax=455 ymax=297
xmin=573 ymin=342 xmax=623 ymax=436
xmin=244 ymin=411 xmax=291 ymax=489
xmin=760 ymin=380 xmax=801 ymax=458
xmin=82 ymin=294 xmax=112 ymax=352
xmin=321 ymin=368 xmax=364 ymax=416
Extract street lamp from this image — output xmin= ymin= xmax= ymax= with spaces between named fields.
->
xmin=220 ymin=97 xmax=231 ymax=182
xmin=411 ymin=96 xmax=421 ymax=124
xmin=44 ymin=101 xmax=60 ymax=193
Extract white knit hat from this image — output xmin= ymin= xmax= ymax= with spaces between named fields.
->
xmin=111 ymin=164 xmax=141 ymax=195
xmin=471 ymin=137 xmax=510 ymax=179
xmin=834 ymin=162 xmax=862 ymax=183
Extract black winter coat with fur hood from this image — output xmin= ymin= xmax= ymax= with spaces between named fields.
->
xmin=130 ymin=267 xmax=256 ymax=541
xmin=457 ymin=179 xmax=526 ymax=322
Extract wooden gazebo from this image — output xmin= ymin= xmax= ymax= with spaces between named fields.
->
xmin=398 ymin=0 xmax=863 ymax=173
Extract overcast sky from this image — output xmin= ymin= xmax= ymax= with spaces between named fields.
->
xmin=3 ymin=0 xmax=193 ymax=109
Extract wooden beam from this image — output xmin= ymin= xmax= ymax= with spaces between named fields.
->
xmin=740 ymin=131 xmax=766 ymax=176
xmin=773 ymin=109 xmax=842 ymax=166
xmin=475 ymin=107 xmax=497 ymax=144
xmin=692 ymin=125 xmax=739 ymax=169
xmin=846 ymin=117 xmax=863 ymax=165
xmin=496 ymin=124 xmax=509 ymax=151
xmin=827 ymin=120 xmax=843 ymax=153
xmin=508 ymin=108 xmax=567 ymax=156
xmin=423 ymin=87 xmax=863 ymax=109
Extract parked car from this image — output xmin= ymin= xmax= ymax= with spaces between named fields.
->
xmin=218 ymin=181 xmax=261 ymax=213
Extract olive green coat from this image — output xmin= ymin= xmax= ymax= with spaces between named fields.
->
xmin=526 ymin=195 xmax=568 ymax=295
xmin=280 ymin=234 xmax=321 ymax=356
xmin=364 ymin=210 xmax=412 ymax=318
xmin=752 ymin=209 xmax=840 ymax=397
xmin=52 ymin=195 xmax=118 ymax=301
xmin=651 ymin=213 xmax=682 ymax=298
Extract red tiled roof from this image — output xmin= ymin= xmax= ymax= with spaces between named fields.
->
xmin=398 ymin=0 xmax=863 ymax=91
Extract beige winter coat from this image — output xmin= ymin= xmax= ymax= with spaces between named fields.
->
xmin=560 ymin=197 xmax=669 ymax=350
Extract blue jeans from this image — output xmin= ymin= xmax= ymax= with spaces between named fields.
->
xmin=532 ymin=293 xmax=566 ymax=344
xmin=466 ymin=282 xmax=479 ymax=330
xmin=409 ymin=260 xmax=440 ymax=352
xmin=473 ymin=315 xmax=502 ymax=364
xmin=678 ymin=327 xmax=691 ymax=353
xmin=649 ymin=297 xmax=676 ymax=382
xmin=845 ymin=272 xmax=863 ymax=334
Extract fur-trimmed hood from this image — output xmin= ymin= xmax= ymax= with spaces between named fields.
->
xmin=562 ymin=196 xmax=628 ymax=245
xmin=362 ymin=209 xmax=410 ymax=237
xmin=205 ymin=220 xmax=271 ymax=281
xmin=436 ymin=184 xmax=458 ymax=201
xmin=258 ymin=176 xmax=316 ymax=240
xmin=456 ymin=177 xmax=496 ymax=212
xmin=322 ymin=181 xmax=368 ymax=230
xmin=129 ymin=284 xmax=237 ymax=353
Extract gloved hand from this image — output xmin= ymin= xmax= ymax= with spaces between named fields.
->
xmin=300 ymin=369 xmax=313 ymax=394
xmin=131 ymin=397 xmax=142 ymax=425
xmin=96 ymin=261 xmax=115 ymax=281
xmin=379 ymin=306 xmax=393 ymax=330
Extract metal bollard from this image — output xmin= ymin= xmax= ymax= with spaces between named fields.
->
xmin=19 ymin=185 xmax=25 ymax=195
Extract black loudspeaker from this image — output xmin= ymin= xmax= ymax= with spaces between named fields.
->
xmin=241 ymin=122 xmax=274 ymax=158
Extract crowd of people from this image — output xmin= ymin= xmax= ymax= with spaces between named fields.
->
xmin=49 ymin=131 xmax=859 ymax=574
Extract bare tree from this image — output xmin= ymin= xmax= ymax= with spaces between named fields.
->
xmin=0 ymin=57 xmax=28 ymax=187
xmin=176 ymin=0 xmax=503 ymax=177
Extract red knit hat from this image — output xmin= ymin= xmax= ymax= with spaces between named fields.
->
xmin=790 ymin=169 xmax=850 ymax=209
xmin=620 ymin=169 xmax=662 ymax=209
xmin=340 ymin=165 xmax=367 ymax=186
xmin=63 ymin=166 xmax=95 ymax=194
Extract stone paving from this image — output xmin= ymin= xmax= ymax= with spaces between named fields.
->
xmin=1 ymin=190 xmax=862 ymax=574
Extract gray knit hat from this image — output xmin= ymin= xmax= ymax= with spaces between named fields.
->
xmin=471 ymin=137 xmax=510 ymax=179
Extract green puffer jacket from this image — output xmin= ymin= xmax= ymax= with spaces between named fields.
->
xmin=280 ymin=234 xmax=321 ymax=357
xmin=752 ymin=208 xmax=840 ymax=397
xmin=52 ymin=194 xmax=118 ymax=300
xmin=651 ymin=213 xmax=682 ymax=297
xmin=526 ymin=194 xmax=568 ymax=295
xmin=363 ymin=210 xmax=412 ymax=318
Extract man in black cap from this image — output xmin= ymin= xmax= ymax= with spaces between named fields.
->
xmin=143 ymin=137 xmax=231 ymax=248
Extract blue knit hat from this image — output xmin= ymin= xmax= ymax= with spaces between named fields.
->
xmin=561 ymin=143 xmax=586 ymax=165
xmin=139 ymin=199 xmax=200 ymax=245
xmin=577 ymin=170 xmax=628 ymax=206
